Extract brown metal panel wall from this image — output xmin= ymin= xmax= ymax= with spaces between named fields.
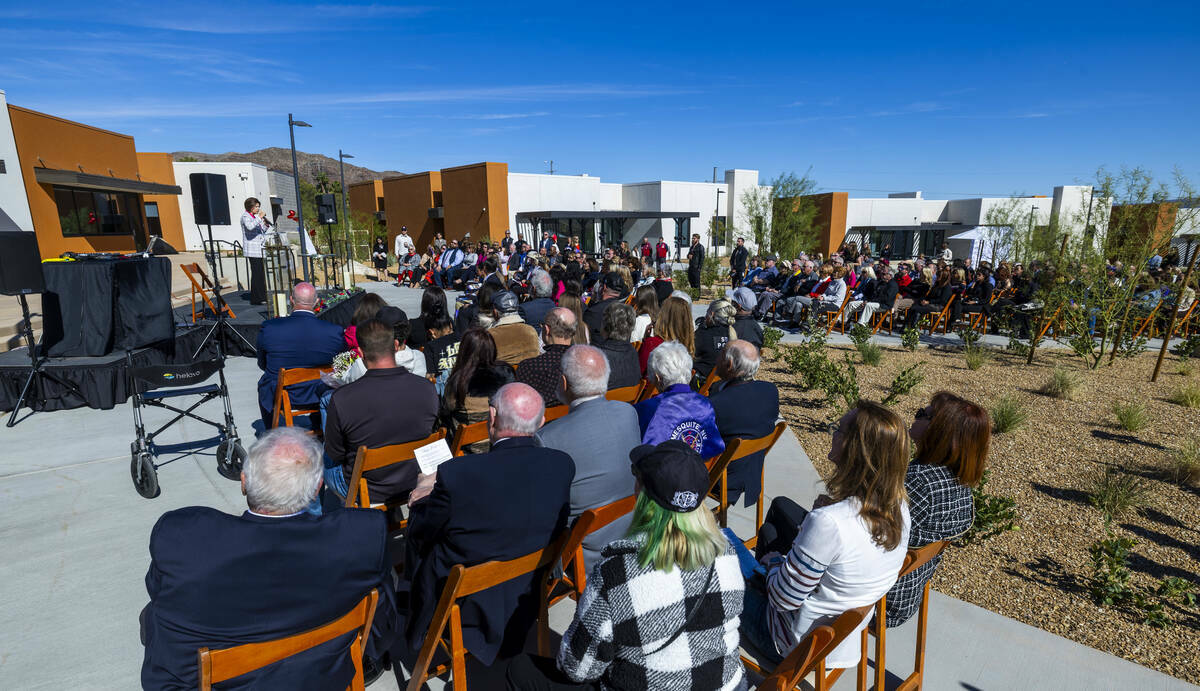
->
xmin=382 ymin=172 xmax=441 ymax=253
xmin=136 ymin=152 xmax=185 ymax=251
xmin=441 ymin=162 xmax=508 ymax=244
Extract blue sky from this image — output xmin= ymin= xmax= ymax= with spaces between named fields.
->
xmin=1 ymin=1 xmax=1196 ymax=198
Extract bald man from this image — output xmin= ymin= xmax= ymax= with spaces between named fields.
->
xmin=708 ymin=339 xmax=780 ymax=510
xmin=405 ymin=382 xmax=574 ymax=665
xmin=515 ymin=307 xmax=577 ymax=405
xmin=255 ymin=282 xmax=346 ymax=426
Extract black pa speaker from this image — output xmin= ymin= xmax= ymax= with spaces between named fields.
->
xmin=189 ymin=173 xmax=231 ymax=226
xmin=316 ymin=193 xmax=338 ymax=225
xmin=0 ymin=231 xmax=45 ymax=295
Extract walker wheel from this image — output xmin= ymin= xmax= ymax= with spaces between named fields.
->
xmin=216 ymin=439 xmax=246 ymax=481
xmin=131 ymin=451 xmax=160 ymax=499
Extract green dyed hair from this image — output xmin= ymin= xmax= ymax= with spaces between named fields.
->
xmin=626 ymin=492 xmax=726 ymax=572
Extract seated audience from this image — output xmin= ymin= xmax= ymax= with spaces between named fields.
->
xmin=637 ymin=295 xmax=695 ymax=376
xmin=340 ymin=306 xmax=426 ymax=382
xmin=256 ymin=282 xmax=345 ymax=426
xmin=885 ymin=392 xmax=988 ymax=627
xmin=455 ymin=282 xmax=499 ymax=334
xmin=728 ymin=287 xmax=764 ymax=350
xmin=141 ymin=428 xmax=400 ymax=688
xmin=592 ymin=302 xmax=642 ymax=389
xmin=441 ymin=329 xmax=515 ymax=452
xmin=405 ymin=383 xmax=575 ymax=667
xmin=516 ymin=307 xmax=577 ymax=405
xmin=538 ymin=345 xmax=640 ymax=570
xmin=652 ymin=264 xmax=675 ymax=304
xmin=519 ymin=269 xmax=558 ymax=332
xmin=583 ymin=272 xmax=631 ymax=337
xmin=709 ymin=340 xmax=779 ymax=511
xmin=489 ymin=290 xmax=541 ymax=367
xmin=741 ymin=400 xmax=910 ymax=670
xmin=324 ymin=318 xmax=439 ymax=502
xmin=631 ymin=284 xmax=658 ymax=342
xmin=635 ymin=341 xmax=725 ymax=459
xmin=781 ymin=264 xmax=847 ymax=327
xmin=557 ymin=291 xmax=591 ymax=344
xmin=506 ymin=440 xmax=745 ymax=691
xmin=423 ymin=302 xmax=461 ymax=382
xmin=407 ymin=286 xmax=449 ymax=350
xmin=847 ymin=264 xmax=899 ymax=326
xmin=693 ymin=298 xmax=737 ymax=382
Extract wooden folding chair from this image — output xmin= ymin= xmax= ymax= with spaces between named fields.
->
xmin=406 ymin=538 xmax=565 ymax=691
xmin=1132 ymin=300 xmax=1163 ymax=341
xmin=181 ymin=263 xmax=235 ymax=323
xmin=746 ymin=602 xmax=875 ymax=691
xmin=449 ymin=419 xmax=489 ymax=456
xmin=825 ymin=292 xmax=853 ymax=335
xmin=344 ymin=429 xmax=448 ymax=531
xmin=967 ymin=290 xmax=1001 ymax=333
xmin=1035 ymin=303 xmax=1063 ymax=342
xmin=546 ymin=494 xmax=638 ymax=607
xmin=635 ymin=380 xmax=658 ymax=403
xmin=698 ymin=369 xmax=722 ymax=396
xmin=705 ymin=421 xmax=787 ymax=538
xmin=870 ymin=304 xmax=903 ymax=335
xmin=605 ymin=382 xmax=644 ymax=404
xmin=927 ymin=294 xmax=956 ymax=335
xmin=544 ymin=404 xmax=569 ymax=422
xmin=198 ymin=589 xmax=379 ymax=691
xmin=858 ymin=541 xmax=950 ymax=691
xmin=1171 ymin=299 xmax=1198 ymax=339
xmin=271 ymin=366 xmax=332 ymax=428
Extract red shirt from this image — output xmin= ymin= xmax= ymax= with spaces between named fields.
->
xmin=656 ymin=242 xmax=669 ymax=258
xmin=640 ymin=242 xmax=652 ymax=258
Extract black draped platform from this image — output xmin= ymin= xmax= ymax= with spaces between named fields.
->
xmin=0 ymin=290 xmax=363 ymax=414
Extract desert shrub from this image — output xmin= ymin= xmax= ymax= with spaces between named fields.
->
xmin=956 ymin=326 xmax=982 ymax=349
xmin=1156 ymin=576 xmax=1198 ymax=608
xmin=965 ymin=347 xmax=994 ymax=371
xmin=1111 ymin=401 xmax=1150 ymax=432
xmin=1088 ymin=532 xmax=1136 ymax=606
xmin=847 ymin=322 xmax=872 ymax=348
xmin=989 ymin=395 xmax=1029 ymax=433
xmin=881 ymin=362 xmax=924 ymax=406
xmin=1041 ymin=367 xmax=1081 ymax=400
xmin=672 ymin=270 xmax=699 ymax=300
xmin=1087 ymin=466 xmax=1152 ymax=522
xmin=1169 ymin=333 xmax=1200 ymax=358
xmin=958 ymin=470 xmax=1019 ymax=545
xmin=901 ymin=325 xmax=920 ymax=351
xmin=1169 ymin=381 xmax=1200 ymax=408
xmin=1167 ymin=437 xmax=1200 ymax=485
xmin=1115 ymin=327 xmax=1149 ymax=359
xmin=857 ymin=342 xmax=883 ymax=366
xmin=1006 ymin=335 xmax=1031 ymax=357
xmin=1178 ymin=361 xmax=1195 ymax=377
xmin=762 ymin=325 xmax=784 ymax=353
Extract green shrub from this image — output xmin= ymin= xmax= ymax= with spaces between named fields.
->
xmin=1156 ymin=576 xmax=1198 ymax=608
xmin=990 ymin=395 xmax=1029 ymax=433
xmin=1168 ymin=437 xmax=1200 ymax=485
xmin=1041 ymin=367 xmax=1081 ymax=400
xmin=882 ymin=362 xmax=924 ymax=406
xmin=1177 ymin=361 xmax=1194 ymax=377
xmin=762 ymin=326 xmax=784 ymax=353
xmin=1006 ymin=335 xmax=1031 ymax=357
xmin=672 ymin=270 xmax=699 ymax=300
xmin=1169 ymin=381 xmax=1200 ymax=408
xmin=901 ymin=325 xmax=920 ymax=351
xmin=857 ymin=342 xmax=883 ymax=366
xmin=958 ymin=470 xmax=1019 ymax=545
xmin=848 ymin=323 xmax=872 ymax=348
xmin=1111 ymin=401 xmax=1150 ymax=432
xmin=1087 ymin=466 xmax=1152 ymax=522
xmin=1169 ymin=333 xmax=1200 ymax=358
xmin=1088 ymin=532 xmax=1136 ymax=606
xmin=956 ymin=326 xmax=981 ymax=349
xmin=965 ymin=347 xmax=994 ymax=371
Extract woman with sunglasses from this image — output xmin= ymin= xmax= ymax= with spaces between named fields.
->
xmin=883 ymin=392 xmax=989 ymax=627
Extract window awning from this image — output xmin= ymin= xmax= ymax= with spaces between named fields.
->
xmin=516 ymin=210 xmax=699 ymax=220
xmin=34 ymin=168 xmax=182 ymax=195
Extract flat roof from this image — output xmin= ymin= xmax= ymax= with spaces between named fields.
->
xmin=34 ymin=168 xmax=182 ymax=195
xmin=516 ymin=210 xmax=700 ymax=220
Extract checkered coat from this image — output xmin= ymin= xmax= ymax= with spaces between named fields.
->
xmin=557 ymin=537 xmax=747 ymax=691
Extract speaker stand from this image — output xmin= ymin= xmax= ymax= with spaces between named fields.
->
xmin=6 ymin=294 xmax=88 ymax=428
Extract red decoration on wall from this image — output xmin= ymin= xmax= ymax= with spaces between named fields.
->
xmin=88 ymin=211 xmax=96 ymax=224
xmin=286 ymin=209 xmax=298 ymax=221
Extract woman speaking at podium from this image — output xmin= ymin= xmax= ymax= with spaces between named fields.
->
xmin=241 ymin=197 xmax=272 ymax=305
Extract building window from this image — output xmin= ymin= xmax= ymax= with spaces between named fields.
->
xmin=55 ymin=186 xmax=143 ymax=237
xmin=145 ymin=201 xmax=162 ymax=237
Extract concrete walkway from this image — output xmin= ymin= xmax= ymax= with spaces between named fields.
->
xmin=0 ymin=282 xmax=1192 ymax=690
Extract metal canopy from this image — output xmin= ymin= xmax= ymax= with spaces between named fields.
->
xmin=33 ymin=168 xmax=182 ymax=195
xmin=516 ymin=210 xmax=700 ymax=220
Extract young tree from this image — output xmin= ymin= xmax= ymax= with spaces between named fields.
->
xmin=767 ymin=171 xmax=820 ymax=260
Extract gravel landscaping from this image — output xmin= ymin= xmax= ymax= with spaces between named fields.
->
xmin=759 ymin=341 xmax=1200 ymax=684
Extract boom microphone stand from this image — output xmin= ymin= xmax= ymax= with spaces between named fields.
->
xmin=6 ymin=294 xmax=87 ymax=427
xmin=192 ymin=223 xmax=254 ymax=359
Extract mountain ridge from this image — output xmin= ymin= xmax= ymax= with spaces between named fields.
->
xmin=170 ymin=147 xmax=402 ymax=187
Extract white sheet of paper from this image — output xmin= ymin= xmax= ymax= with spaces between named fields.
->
xmin=414 ymin=439 xmax=454 ymax=476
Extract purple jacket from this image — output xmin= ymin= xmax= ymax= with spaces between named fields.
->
xmin=634 ymin=384 xmax=726 ymax=459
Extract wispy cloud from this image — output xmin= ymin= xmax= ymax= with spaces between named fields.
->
xmin=869 ymin=101 xmax=948 ymax=117
xmin=451 ymin=112 xmax=550 ymax=120
xmin=328 ymin=84 xmax=696 ymax=105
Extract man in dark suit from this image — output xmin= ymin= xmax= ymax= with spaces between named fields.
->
xmin=582 ymin=271 xmax=629 ymax=338
xmin=518 ymin=269 xmax=557 ymax=332
xmin=141 ymin=427 xmax=400 ymax=689
xmin=404 ymin=382 xmax=574 ymax=667
xmin=256 ymin=282 xmax=345 ymax=426
xmin=708 ymin=340 xmax=779 ymax=511
xmin=687 ymin=232 xmax=705 ymax=291
xmin=324 ymin=318 xmax=439 ymax=503
xmin=730 ymin=236 xmax=749 ymax=287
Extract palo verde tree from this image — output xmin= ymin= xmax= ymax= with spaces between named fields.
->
xmin=740 ymin=170 xmax=821 ymax=260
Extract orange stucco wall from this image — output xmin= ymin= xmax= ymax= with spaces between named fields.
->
xmin=382 ymin=172 xmax=442 ymax=252
xmin=348 ymin=179 xmax=385 ymax=222
xmin=441 ymin=162 xmax=508 ymax=244
xmin=8 ymin=105 xmax=145 ymax=258
xmin=137 ymin=152 xmax=185 ymax=251
xmin=805 ymin=192 xmax=849 ymax=256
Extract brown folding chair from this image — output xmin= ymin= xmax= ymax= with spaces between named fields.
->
xmin=927 ymin=294 xmax=956 ymax=335
xmin=406 ymin=538 xmax=565 ymax=691
xmin=1172 ymin=299 xmax=1198 ymax=338
xmin=1132 ymin=300 xmax=1163 ymax=341
xmin=635 ymin=380 xmax=658 ymax=403
xmin=705 ymin=421 xmax=787 ymax=538
xmin=824 ymin=292 xmax=853 ymax=335
xmin=870 ymin=304 xmax=904 ymax=335
xmin=544 ymin=404 xmax=569 ymax=422
xmin=747 ymin=602 xmax=875 ymax=691
xmin=271 ymin=366 xmax=332 ymax=428
xmin=631 ymin=340 xmax=642 ymax=352
xmin=1035 ymin=303 xmax=1063 ymax=342
xmin=605 ymin=381 xmax=644 ymax=404
xmin=698 ymin=369 xmax=722 ymax=396
xmin=181 ymin=263 xmax=235 ymax=323
xmin=198 ymin=589 xmax=379 ymax=691
xmin=546 ymin=494 xmax=638 ymax=607
xmin=344 ymin=429 xmax=448 ymax=531
xmin=449 ymin=419 xmax=489 ymax=456
xmin=858 ymin=540 xmax=950 ymax=691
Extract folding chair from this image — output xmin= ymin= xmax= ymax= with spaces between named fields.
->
xmin=745 ymin=602 xmax=875 ymax=691
xmin=546 ymin=494 xmax=638 ymax=607
xmin=967 ymin=291 xmax=1001 ymax=333
xmin=824 ymin=293 xmax=853 ymax=335
xmin=698 ymin=370 xmax=722 ymax=396
xmin=544 ymin=403 xmax=569 ymax=422
xmin=406 ymin=538 xmax=565 ymax=691
xmin=1035 ymin=303 xmax=1062 ymax=342
xmin=271 ymin=366 xmax=331 ymax=428
xmin=1132 ymin=300 xmax=1163 ymax=341
xmin=927 ymin=294 xmax=956 ymax=335
xmin=449 ymin=419 xmax=489 ymax=456
xmin=181 ymin=263 xmax=235 ymax=323
xmin=199 ymin=589 xmax=379 ymax=691
xmin=635 ymin=380 xmax=658 ymax=403
xmin=705 ymin=421 xmax=787 ymax=537
xmin=605 ymin=381 xmax=644 ymax=404
xmin=1171 ymin=299 xmax=1198 ymax=339
xmin=344 ymin=429 xmax=448 ymax=531
xmin=128 ymin=354 xmax=244 ymax=499
xmin=631 ymin=340 xmax=642 ymax=353
xmin=858 ymin=541 xmax=950 ymax=691
xmin=870 ymin=304 xmax=904 ymax=335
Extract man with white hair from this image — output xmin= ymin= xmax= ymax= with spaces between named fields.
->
xmin=405 ymin=382 xmax=575 ymax=667
xmin=515 ymin=307 xmax=577 ymax=405
xmin=518 ymin=269 xmax=557 ymax=332
xmin=539 ymin=345 xmax=640 ymax=570
xmin=141 ymin=427 xmax=400 ymax=688
xmin=634 ymin=341 xmax=725 ymax=459
xmin=255 ymin=281 xmax=345 ymax=426
xmin=708 ymin=340 xmax=780 ymax=512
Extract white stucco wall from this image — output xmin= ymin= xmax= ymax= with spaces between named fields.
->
xmin=0 ymin=90 xmax=34 ymax=232
xmin=174 ymin=162 xmax=274 ymax=250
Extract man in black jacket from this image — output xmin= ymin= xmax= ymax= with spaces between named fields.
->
xmin=848 ymin=265 xmax=900 ymax=327
xmin=593 ymin=301 xmax=642 ymax=389
xmin=708 ymin=340 xmax=779 ymax=511
xmin=687 ymin=233 xmax=705 ymax=291
xmin=728 ymin=287 xmax=764 ymax=350
xmin=404 ymin=382 xmax=574 ymax=667
xmin=583 ymin=271 xmax=629 ymax=337
xmin=729 ymin=236 xmax=749 ymax=287
xmin=141 ymin=427 xmax=400 ymax=689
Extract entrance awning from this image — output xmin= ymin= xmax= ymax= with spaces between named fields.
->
xmin=34 ymin=168 xmax=182 ymax=195
xmin=516 ymin=210 xmax=699 ymax=220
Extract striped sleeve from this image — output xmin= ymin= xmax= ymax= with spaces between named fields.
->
xmin=765 ymin=509 xmax=840 ymax=613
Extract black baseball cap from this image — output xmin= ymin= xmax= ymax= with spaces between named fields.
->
xmin=375 ymin=305 xmax=408 ymax=327
xmin=630 ymin=440 xmax=709 ymax=513
xmin=493 ymin=290 xmax=520 ymax=313
xmin=602 ymin=271 xmax=629 ymax=296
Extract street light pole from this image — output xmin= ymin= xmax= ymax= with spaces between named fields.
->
xmin=288 ymin=114 xmax=313 ymax=282
xmin=339 ymin=149 xmax=354 ymax=258
xmin=714 ymin=188 xmax=725 ymax=257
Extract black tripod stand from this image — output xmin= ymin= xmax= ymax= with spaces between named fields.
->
xmin=192 ymin=224 xmax=254 ymax=360
xmin=6 ymin=294 xmax=87 ymax=427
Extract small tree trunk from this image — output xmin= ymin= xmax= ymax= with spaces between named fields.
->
xmin=1151 ymin=249 xmax=1200 ymax=381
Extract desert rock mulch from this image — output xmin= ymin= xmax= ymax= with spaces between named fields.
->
xmin=759 ymin=341 xmax=1200 ymax=684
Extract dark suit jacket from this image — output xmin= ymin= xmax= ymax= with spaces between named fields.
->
xmin=873 ymin=279 xmax=900 ymax=310
xmin=404 ymin=437 xmax=574 ymax=665
xmin=518 ymin=297 xmax=557 ymax=332
xmin=583 ymin=297 xmax=621 ymax=339
xmin=593 ymin=338 xmax=641 ymax=389
xmin=708 ymin=379 xmax=779 ymax=507
xmin=256 ymin=311 xmax=345 ymax=417
xmin=325 ymin=367 xmax=440 ymax=504
xmin=141 ymin=507 xmax=399 ymax=690
xmin=652 ymin=279 xmax=674 ymax=304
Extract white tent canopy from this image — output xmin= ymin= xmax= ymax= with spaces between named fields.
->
xmin=947 ymin=225 xmax=1013 ymax=264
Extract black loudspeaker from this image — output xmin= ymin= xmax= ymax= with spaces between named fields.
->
xmin=147 ymin=235 xmax=178 ymax=255
xmin=189 ymin=173 xmax=231 ymax=226
xmin=316 ymin=193 xmax=338 ymax=225
xmin=0 ymin=231 xmax=45 ymax=295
